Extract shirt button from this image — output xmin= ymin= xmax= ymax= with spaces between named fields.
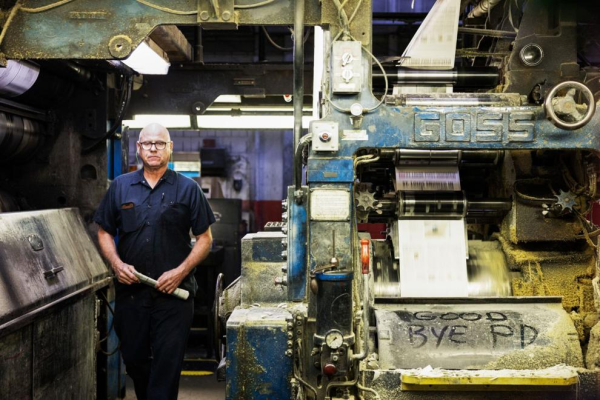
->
xmin=146 ymin=221 xmax=150 ymax=226
xmin=148 ymin=204 xmax=151 ymax=208
xmin=146 ymin=238 xmax=150 ymax=243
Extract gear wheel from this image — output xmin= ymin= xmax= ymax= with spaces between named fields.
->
xmin=554 ymin=190 xmax=577 ymax=212
xmin=355 ymin=189 xmax=383 ymax=222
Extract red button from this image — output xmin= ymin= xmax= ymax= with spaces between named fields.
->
xmin=323 ymin=363 xmax=337 ymax=376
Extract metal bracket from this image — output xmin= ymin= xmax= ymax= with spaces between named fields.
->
xmin=198 ymin=0 xmax=237 ymax=29
xmin=43 ymin=266 xmax=64 ymax=279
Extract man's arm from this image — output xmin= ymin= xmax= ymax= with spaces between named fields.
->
xmin=97 ymin=226 xmax=139 ymax=285
xmin=156 ymin=228 xmax=213 ymax=294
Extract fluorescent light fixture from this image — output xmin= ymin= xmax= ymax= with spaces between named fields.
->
xmin=123 ymin=39 xmax=170 ymax=75
xmin=213 ymin=95 xmax=242 ymax=103
xmin=196 ymin=115 xmax=315 ymax=130
xmin=123 ymin=115 xmax=191 ymax=129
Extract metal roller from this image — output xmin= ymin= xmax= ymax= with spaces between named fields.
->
xmin=373 ymin=67 xmax=500 ymax=88
xmin=0 ymin=112 xmax=45 ymax=163
xmin=394 ymin=149 xmax=503 ymax=167
xmin=398 ymin=191 xmax=468 ymax=218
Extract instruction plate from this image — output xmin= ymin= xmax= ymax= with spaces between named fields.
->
xmin=310 ymin=189 xmax=350 ymax=221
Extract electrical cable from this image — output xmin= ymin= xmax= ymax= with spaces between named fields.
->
xmin=348 ymin=0 xmax=363 ymax=24
xmin=83 ymin=74 xmax=133 ymax=152
xmin=20 ymin=0 xmax=75 ymax=13
xmin=325 ymin=0 xmax=387 ymax=114
xmin=350 ymin=34 xmax=388 ymax=113
xmin=234 ymin=0 xmax=278 ymax=9
xmin=357 ymin=381 xmax=381 ymax=400
xmin=575 ymin=211 xmax=597 ymax=248
xmin=135 ymin=0 xmax=197 ymax=15
xmin=261 ymin=26 xmax=311 ymax=51
xmin=0 ymin=4 xmax=21 ymax=48
xmin=292 ymin=339 xmax=318 ymax=398
xmin=97 ymin=291 xmax=121 ymax=356
xmin=513 ymin=179 xmax=556 ymax=204
xmin=332 ymin=0 xmax=350 ymax=36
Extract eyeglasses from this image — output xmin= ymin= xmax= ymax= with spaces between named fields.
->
xmin=139 ymin=141 xmax=170 ymax=150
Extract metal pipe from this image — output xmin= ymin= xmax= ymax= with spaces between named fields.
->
xmin=350 ymin=277 xmax=369 ymax=360
xmin=468 ymin=0 xmax=502 ymax=18
xmin=294 ymin=134 xmax=312 ymax=192
xmin=469 ymin=199 xmax=512 ymax=211
xmin=293 ymin=0 xmax=305 ymax=192
xmin=372 ymin=67 xmax=500 ymax=88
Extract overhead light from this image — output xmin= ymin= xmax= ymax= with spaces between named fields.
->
xmin=123 ymin=39 xmax=170 ymax=75
xmin=196 ymin=115 xmax=315 ymax=130
xmin=123 ymin=115 xmax=191 ymax=128
xmin=213 ymin=95 xmax=242 ymax=103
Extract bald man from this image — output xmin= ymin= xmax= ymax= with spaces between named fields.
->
xmin=94 ymin=123 xmax=215 ymax=400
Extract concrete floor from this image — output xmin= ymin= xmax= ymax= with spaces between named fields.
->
xmin=123 ymin=374 xmax=225 ymax=400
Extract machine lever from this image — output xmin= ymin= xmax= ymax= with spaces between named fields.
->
xmin=360 ymin=239 xmax=370 ymax=274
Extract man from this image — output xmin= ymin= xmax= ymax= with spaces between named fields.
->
xmin=94 ymin=123 xmax=215 ymax=400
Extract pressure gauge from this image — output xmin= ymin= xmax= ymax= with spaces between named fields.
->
xmin=325 ymin=330 xmax=344 ymax=350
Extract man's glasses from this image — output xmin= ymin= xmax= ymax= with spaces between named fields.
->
xmin=139 ymin=141 xmax=170 ymax=150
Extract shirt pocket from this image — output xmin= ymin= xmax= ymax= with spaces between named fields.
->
xmin=120 ymin=203 xmax=144 ymax=233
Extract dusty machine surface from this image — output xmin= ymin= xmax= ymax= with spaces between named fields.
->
xmin=1 ymin=0 xmax=600 ymax=399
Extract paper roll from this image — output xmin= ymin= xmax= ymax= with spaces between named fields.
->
xmin=133 ymin=271 xmax=190 ymax=300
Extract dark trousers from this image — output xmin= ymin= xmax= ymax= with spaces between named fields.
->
xmin=115 ymin=287 xmax=194 ymax=400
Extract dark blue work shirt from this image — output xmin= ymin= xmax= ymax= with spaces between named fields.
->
xmin=94 ymin=168 xmax=215 ymax=297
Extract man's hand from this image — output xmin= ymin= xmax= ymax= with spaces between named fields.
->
xmin=113 ymin=261 xmax=139 ymax=285
xmin=156 ymin=267 xmax=186 ymax=294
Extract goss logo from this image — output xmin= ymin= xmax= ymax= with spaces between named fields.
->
xmin=414 ymin=111 xmax=535 ymax=143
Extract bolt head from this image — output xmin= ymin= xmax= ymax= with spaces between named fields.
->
xmin=221 ymin=10 xmax=231 ymax=21
xmin=200 ymin=10 xmax=210 ymax=21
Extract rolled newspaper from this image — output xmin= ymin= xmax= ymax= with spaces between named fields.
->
xmin=133 ymin=271 xmax=190 ymax=300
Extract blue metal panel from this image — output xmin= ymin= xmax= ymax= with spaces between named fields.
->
xmin=226 ymin=308 xmax=293 ymax=399
xmin=112 ymin=138 xmax=122 ymax=179
xmin=288 ymin=186 xmax=308 ymax=301
xmin=308 ymin=106 xmax=600 ymax=160
xmin=107 ymin=139 xmax=114 ymax=181
xmin=307 ymin=157 xmax=354 ymax=183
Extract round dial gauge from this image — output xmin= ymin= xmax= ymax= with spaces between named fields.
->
xmin=325 ymin=330 xmax=344 ymax=350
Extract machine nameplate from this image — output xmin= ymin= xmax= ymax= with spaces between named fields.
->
xmin=414 ymin=111 xmax=535 ymax=143
xmin=310 ymin=189 xmax=350 ymax=221
xmin=342 ymin=130 xmax=368 ymax=141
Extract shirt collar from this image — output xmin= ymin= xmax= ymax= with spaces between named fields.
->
xmin=131 ymin=168 xmax=176 ymax=185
